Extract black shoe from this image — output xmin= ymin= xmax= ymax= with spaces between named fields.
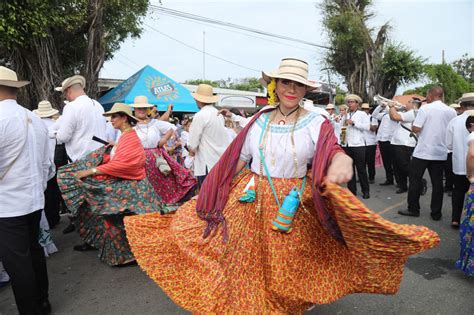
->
xmin=380 ymin=181 xmax=394 ymax=186
xmin=40 ymin=299 xmax=51 ymax=315
xmin=62 ymin=222 xmax=75 ymax=234
xmin=396 ymin=187 xmax=408 ymax=194
xmin=421 ymin=179 xmax=428 ymax=196
xmin=362 ymin=192 xmax=370 ymax=199
xmin=430 ymin=213 xmax=442 ymax=221
xmin=369 ymin=179 xmax=375 ymax=184
xmin=398 ymin=209 xmax=420 ymax=217
xmin=73 ymin=243 xmax=95 ymax=251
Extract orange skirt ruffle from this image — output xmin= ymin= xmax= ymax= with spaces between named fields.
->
xmin=124 ymin=171 xmax=439 ymax=314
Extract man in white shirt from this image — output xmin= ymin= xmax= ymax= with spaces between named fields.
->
xmin=361 ymin=103 xmax=378 ymax=184
xmin=399 ymin=86 xmax=457 ymax=220
xmin=389 ymin=97 xmax=421 ymax=194
xmin=341 ymin=94 xmax=371 ymax=199
xmin=446 ymin=92 xmax=474 ymax=227
xmin=0 ymin=67 xmax=51 ymax=314
xmin=54 ymin=75 xmax=108 ymax=162
xmin=372 ymin=100 xmax=399 ymax=186
xmin=188 ymin=84 xmax=229 ymax=187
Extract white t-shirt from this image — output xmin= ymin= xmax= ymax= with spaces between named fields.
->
xmin=446 ymin=110 xmax=474 ymax=174
xmin=373 ymin=105 xmax=398 ymax=142
xmin=390 ymin=110 xmax=417 ymax=147
xmin=412 ymin=100 xmax=457 ymax=160
xmin=363 ymin=114 xmax=377 ymax=146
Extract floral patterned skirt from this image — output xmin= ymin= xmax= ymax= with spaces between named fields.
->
xmin=456 ymin=184 xmax=474 ymax=276
xmin=144 ymin=148 xmax=196 ymax=204
xmin=124 ymin=170 xmax=439 ymax=313
xmin=57 ymin=147 xmax=164 ymax=266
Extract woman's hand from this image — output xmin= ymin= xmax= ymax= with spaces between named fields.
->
xmin=326 ymin=152 xmax=353 ymax=184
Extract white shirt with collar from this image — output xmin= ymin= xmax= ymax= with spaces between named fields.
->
xmin=446 ymin=109 xmax=474 ymax=174
xmin=363 ymin=113 xmax=378 ymax=146
xmin=390 ymin=109 xmax=417 ymax=147
xmin=372 ymin=105 xmax=398 ymax=142
xmin=55 ymin=95 xmax=108 ymax=161
xmin=0 ymin=99 xmax=51 ymax=218
xmin=413 ymin=100 xmax=457 ymax=161
xmin=188 ymin=105 xmax=230 ymax=176
xmin=343 ymin=110 xmax=370 ymax=147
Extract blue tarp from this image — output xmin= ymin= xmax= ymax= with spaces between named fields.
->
xmin=98 ymin=65 xmax=199 ymax=113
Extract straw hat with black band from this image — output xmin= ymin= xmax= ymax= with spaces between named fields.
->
xmin=191 ymin=84 xmax=218 ymax=104
xmin=361 ymin=103 xmax=370 ymax=110
xmin=344 ymin=94 xmax=363 ymax=104
xmin=33 ymin=100 xmax=59 ymax=118
xmin=0 ymin=66 xmax=30 ymax=88
xmin=55 ymin=75 xmax=86 ymax=92
xmin=261 ymin=58 xmax=318 ymax=90
xmin=458 ymin=92 xmax=474 ymax=105
xmin=103 ymin=103 xmax=139 ymax=122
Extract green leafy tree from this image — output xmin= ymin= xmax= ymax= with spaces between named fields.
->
xmin=0 ymin=0 xmax=149 ymax=109
xmin=183 ymin=79 xmax=220 ymax=87
xmin=228 ymin=77 xmax=263 ymax=91
xmin=451 ymin=53 xmax=474 ymax=83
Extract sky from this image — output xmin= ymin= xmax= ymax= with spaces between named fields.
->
xmin=100 ymin=0 xmax=474 ymax=92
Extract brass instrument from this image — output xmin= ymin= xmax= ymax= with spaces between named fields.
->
xmin=374 ymin=95 xmax=406 ymax=111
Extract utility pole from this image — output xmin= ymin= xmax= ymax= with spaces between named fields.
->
xmin=203 ymin=31 xmax=206 ymax=80
xmin=442 ymin=49 xmax=445 ymax=64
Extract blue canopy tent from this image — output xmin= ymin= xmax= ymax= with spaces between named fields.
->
xmin=98 ymin=65 xmax=199 ymax=113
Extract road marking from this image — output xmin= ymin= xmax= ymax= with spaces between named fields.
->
xmin=376 ymin=200 xmax=405 ymax=215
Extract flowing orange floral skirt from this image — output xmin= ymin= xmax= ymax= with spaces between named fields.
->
xmin=124 ymin=171 xmax=439 ymax=314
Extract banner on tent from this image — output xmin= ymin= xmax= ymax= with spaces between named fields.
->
xmin=146 ymin=76 xmax=179 ymax=102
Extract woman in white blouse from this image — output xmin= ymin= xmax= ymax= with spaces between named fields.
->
xmin=131 ymin=96 xmax=197 ymax=205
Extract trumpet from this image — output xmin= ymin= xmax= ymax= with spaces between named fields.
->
xmin=374 ymin=95 xmax=406 ymax=111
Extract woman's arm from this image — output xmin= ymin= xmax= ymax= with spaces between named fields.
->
xmin=467 ymin=141 xmax=474 ymax=182
xmin=159 ymin=104 xmax=173 ymax=121
xmin=326 ymin=152 xmax=353 ymax=184
xmin=234 ymin=159 xmax=247 ymax=176
xmin=158 ymin=129 xmax=174 ymax=148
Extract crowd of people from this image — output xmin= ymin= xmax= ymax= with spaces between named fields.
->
xmin=0 ymin=56 xmax=472 ymax=314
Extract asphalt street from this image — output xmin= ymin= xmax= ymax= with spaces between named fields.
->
xmin=1 ymin=171 xmax=473 ymax=314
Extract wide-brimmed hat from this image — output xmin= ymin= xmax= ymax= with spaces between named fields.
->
xmin=55 ymin=75 xmax=86 ymax=92
xmin=344 ymin=94 xmax=363 ymax=104
xmin=191 ymin=84 xmax=218 ymax=104
xmin=325 ymin=103 xmax=335 ymax=110
xmin=361 ymin=103 xmax=370 ymax=109
xmin=33 ymin=100 xmax=59 ymax=118
xmin=131 ymin=95 xmax=155 ymax=108
xmin=458 ymin=92 xmax=474 ymax=104
xmin=449 ymin=103 xmax=461 ymax=109
xmin=261 ymin=58 xmax=318 ymax=90
xmin=0 ymin=66 xmax=30 ymax=88
xmin=103 ymin=103 xmax=138 ymax=122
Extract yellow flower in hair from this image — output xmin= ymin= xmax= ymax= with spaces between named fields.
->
xmin=267 ymin=79 xmax=277 ymax=106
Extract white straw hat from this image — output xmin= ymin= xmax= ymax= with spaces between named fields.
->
xmin=458 ymin=92 xmax=474 ymax=104
xmin=103 ymin=103 xmax=138 ymax=122
xmin=191 ymin=84 xmax=218 ymax=104
xmin=361 ymin=103 xmax=370 ymax=109
xmin=130 ymin=95 xmax=155 ymax=108
xmin=0 ymin=66 xmax=30 ymax=88
xmin=261 ymin=58 xmax=318 ymax=89
xmin=33 ymin=100 xmax=59 ymax=118
xmin=326 ymin=103 xmax=336 ymax=110
xmin=55 ymin=75 xmax=86 ymax=92
xmin=344 ymin=94 xmax=363 ymax=104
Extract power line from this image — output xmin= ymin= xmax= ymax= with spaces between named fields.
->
xmin=149 ymin=5 xmax=330 ymax=50
xmin=153 ymin=9 xmax=316 ymax=53
xmin=144 ymin=23 xmax=260 ymax=73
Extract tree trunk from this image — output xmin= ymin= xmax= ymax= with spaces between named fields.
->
xmin=84 ymin=0 xmax=106 ymax=99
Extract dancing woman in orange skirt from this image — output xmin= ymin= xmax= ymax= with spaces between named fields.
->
xmin=125 ymin=58 xmax=439 ymax=313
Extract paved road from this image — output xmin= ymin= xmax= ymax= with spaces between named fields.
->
xmin=1 ymin=172 xmax=473 ymax=314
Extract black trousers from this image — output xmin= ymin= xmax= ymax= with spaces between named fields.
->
xmin=392 ymin=145 xmax=414 ymax=190
xmin=0 ymin=210 xmax=49 ymax=315
xmin=365 ymin=145 xmax=376 ymax=181
xmin=407 ymin=157 xmax=445 ymax=217
xmin=379 ymin=141 xmax=395 ymax=183
xmin=452 ymin=174 xmax=470 ymax=223
xmin=44 ymin=175 xmax=61 ymax=228
xmin=444 ymin=152 xmax=454 ymax=191
xmin=344 ymin=146 xmax=370 ymax=195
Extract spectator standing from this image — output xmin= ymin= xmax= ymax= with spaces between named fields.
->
xmin=361 ymin=103 xmax=378 ymax=184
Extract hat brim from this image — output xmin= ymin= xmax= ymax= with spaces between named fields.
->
xmin=131 ymin=103 xmax=155 ymax=108
xmin=0 ymin=80 xmax=30 ymax=88
xmin=261 ymin=70 xmax=318 ymax=90
xmin=192 ymin=92 xmax=218 ymax=104
xmin=33 ymin=108 xmax=59 ymax=118
xmin=103 ymin=110 xmax=139 ymax=122
xmin=459 ymin=97 xmax=474 ymax=104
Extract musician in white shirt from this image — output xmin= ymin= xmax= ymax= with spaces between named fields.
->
xmin=188 ymin=84 xmax=230 ymax=187
xmin=0 ymin=67 xmax=51 ymax=314
xmin=54 ymin=75 xmax=108 ymax=162
xmin=361 ymin=103 xmax=378 ymax=184
xmin=446 ymin=92 xmax=474 ymax=227
xmin=389 ymin=97 xmax=421 ymax=194
xmin=399 ymin=86 xmax=457 ymax=220
xmin=372 ymin=100 xmax=399 ymax=186
xmin=341 ymin=94 xmax=371 ymax=199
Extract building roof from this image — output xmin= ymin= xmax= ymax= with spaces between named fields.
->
xmin=392 ymin=94 xmax=426 ymax=106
